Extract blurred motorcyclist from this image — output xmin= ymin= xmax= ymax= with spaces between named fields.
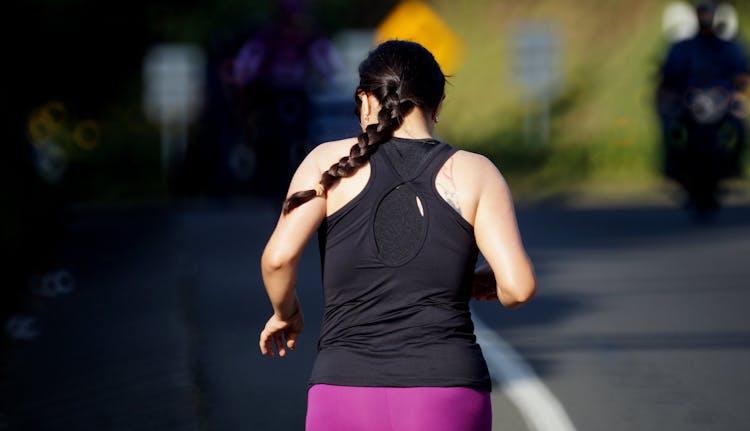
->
xmin=657 ymin=1 xmax=750 ymax=213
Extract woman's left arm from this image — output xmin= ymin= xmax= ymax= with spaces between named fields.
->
xmin=259 ymin=147 xmax=327 ymax=357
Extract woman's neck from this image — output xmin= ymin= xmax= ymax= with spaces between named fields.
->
xmin=391 ymin=108 xmax=435 ymax=140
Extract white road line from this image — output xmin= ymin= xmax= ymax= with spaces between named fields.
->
xmin=473 ymin=315 xmax=577 ymax=431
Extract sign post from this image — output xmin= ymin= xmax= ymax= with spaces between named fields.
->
xmin=143 ymin=44 xmax=205 ymax=176
xmin=511 ymin=23 xmax=562 ymax=148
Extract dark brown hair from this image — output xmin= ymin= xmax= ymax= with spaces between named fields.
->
xmin=282 ymin=40 xmax=446 ymax=214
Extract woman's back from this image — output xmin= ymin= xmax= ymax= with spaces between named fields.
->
xmin=310 ymin=136 xmax=491 ymax=391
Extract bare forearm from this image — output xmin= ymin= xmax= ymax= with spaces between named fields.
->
xmin=261 ymin=261 xmax=301 ymax=319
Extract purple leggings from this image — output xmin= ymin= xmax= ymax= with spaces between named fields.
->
xmin=306 ymin=384 xmax=492 ymax=431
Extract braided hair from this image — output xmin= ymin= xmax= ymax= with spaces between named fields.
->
xmin=282 ymin=40 xmax=446 ymax=214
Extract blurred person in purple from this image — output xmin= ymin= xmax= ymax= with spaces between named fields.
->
xmin=231 ymin=0 xmax=339 ymax=198
xmin=657 ymin=0 xmax=750 ymax=212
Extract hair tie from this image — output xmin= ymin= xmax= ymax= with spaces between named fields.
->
xmin=313 ymin=183 xmax=325 ymax=197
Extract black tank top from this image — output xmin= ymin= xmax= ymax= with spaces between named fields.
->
xmin=310 ymin=137 xmax=491 ymax=392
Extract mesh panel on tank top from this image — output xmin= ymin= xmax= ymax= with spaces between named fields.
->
xmin=373 ymin=138 xmax=441 ymax=263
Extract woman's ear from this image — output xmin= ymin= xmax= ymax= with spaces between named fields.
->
xmin=359 ymin=91 xmax=371 ymax=130
xmin=360 ymin=92 xmax=383 ymax=130
xmin=359 ymin=92 xmax=371 ymax=118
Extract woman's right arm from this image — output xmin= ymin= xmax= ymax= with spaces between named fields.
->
xmin=472 ymin=156 xmax=536 ymax=308
xmin=259 ymin=144 xmax=327 ymax=357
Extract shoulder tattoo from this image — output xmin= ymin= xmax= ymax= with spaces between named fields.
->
xmin=437 ymin=157 xmax=461 ymax=215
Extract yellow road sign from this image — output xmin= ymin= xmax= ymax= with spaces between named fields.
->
xmin=375 ymin=1 xmax=464 ymax=75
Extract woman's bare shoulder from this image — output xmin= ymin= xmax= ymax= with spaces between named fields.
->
xmin=451 ymin=149 xmax=502 ymax=178
xmin=309 ymin=137 xmax=359 ymax=171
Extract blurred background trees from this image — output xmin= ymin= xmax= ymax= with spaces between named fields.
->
xmin=4 ymin=0 xmax=748 ymax=204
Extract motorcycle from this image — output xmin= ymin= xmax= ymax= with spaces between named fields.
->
xmin=658 ymin=86 xmax=746 ymax=213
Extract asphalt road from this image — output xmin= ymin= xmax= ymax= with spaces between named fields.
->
xmin=2 ymin=198 xmax=749 ymax=430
